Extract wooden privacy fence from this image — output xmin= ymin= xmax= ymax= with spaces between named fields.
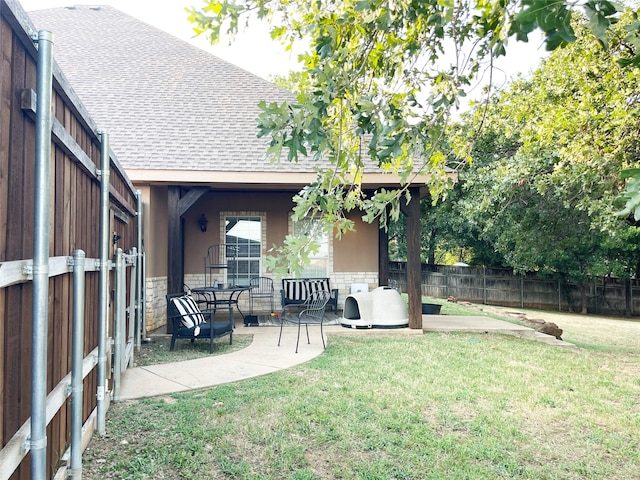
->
xmin=0 ymin=249 xmax=140 ymax=480
xmin=389 ymin=262 xmax=639 ymax=317
xmin=1 ymin=2 xmax=144 ymax=479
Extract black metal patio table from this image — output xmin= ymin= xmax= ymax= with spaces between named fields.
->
xmin=191 ymin=285 xmax=250 ymax=328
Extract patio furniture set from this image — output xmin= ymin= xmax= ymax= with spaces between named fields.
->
xmin=165 ymin=244 xmax=336 ymax=353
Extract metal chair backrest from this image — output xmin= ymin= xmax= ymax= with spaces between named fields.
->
xmin=204 ymin=244 xmax=237 ymax=286
xmin=249 ymin=276 xmax=274 ymax=295
xmin=299 ymin=290 xmax=331 ymax=323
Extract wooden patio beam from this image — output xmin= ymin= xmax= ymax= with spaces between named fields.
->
xmin=402 ymin=188 xmax=422 ymax=329
xmin=177 ymin=187 xmax=209 ymax=218
xmin=167 ymin=186 xmax=183 ymax=299
xmin=378 ymin=222 xmax=389 ymax=287
xmin=167 ymin=186 xmax=210 ymax=333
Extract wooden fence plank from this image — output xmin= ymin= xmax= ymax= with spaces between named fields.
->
xmin=0 ymin=348 xmax=98 ymax=480
xmin=0 ymin=17 xmax=12 ymax=264
xmin=0 ymin=19 xmax=12 ymax=451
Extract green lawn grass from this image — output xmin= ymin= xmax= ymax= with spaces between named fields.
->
xmin=134 ymin=334 xmax=253 ymax=367
xmin=84 ymin=304 xmax=640 ymax=479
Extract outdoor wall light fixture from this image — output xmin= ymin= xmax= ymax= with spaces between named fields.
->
xmin=198 ymin=214 xmax=208 ymax=233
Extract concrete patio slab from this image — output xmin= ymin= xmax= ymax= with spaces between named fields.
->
xmin=119 ymin=327 xmax=327 ymax=400
xmin=422 ymin=315 xmax=535 ymax=334
xmin=422 ymin=314 xmax=573 ymax=347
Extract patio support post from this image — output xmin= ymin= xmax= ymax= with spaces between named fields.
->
xmin=97 ymin=129 xmax=110 ymax=435
xmin=167 ymin=186 xmax=183 ymax=300
xmin=167 ymin=187 xmax=182 ymax=335
xmin=31 ymin=29 xmax=53 ymax=480
xmin=378 ymin=215 xmax=390 ymax=287
xmin=405 ymin=187 xmax=422 ymax=329
xmin=167 ymin=186 xmax=209 ymax=334
xmin=69 ymin=250 xmax=86 ymax=480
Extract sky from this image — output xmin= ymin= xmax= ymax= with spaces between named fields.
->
xmin=19 ymin=0 xmax=546 ymax=89
xmin=19 ymin=0 xmax=299 ymax=80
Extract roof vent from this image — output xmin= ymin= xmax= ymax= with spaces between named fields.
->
xmin=64 ymin=5 xmax=101 ymax=10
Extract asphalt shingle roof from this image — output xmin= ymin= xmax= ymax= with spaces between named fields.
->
xmin=28 ymin=5 xmax=314 ymax=174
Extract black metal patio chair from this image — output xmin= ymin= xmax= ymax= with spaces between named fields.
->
xmin=203 ymin=244 xmax=237 ymax=287
xmin=278 ymin=290 xmax=331 ymax=353
xmin=249 ymin=276 xmax=274 ymax=313
xmin=166 ymin=293 xmax=233 ymax=353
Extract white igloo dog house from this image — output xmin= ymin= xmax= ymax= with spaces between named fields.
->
xmin=341 ymin=286 xmax=409 ymax=329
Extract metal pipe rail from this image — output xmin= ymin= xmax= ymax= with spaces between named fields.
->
xmin=69 ymin=250 xmax=86 ymax=479
xmin=112 ymin=249 xmax=139 ymax=402
xmin=31 ymin=29 xmax=54 ymax=480
xmin=0 ymin=256 xmax=103 ymax=288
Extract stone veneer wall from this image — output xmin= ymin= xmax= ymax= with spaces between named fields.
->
xmin=269 ymin=272 xmax=379 ymax=311
xmin=145 ymin=275 xmax=168 ymax=334
xmin=184 ymin=273 xmax=272 ymax=314
xmin=331 ymin=272 xmax=379 ymax=306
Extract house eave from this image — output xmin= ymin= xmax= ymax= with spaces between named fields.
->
xmin=126 ymin=169 xmax=441 ymax=193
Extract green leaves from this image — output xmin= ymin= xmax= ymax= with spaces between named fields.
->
xmin=618 ymin=12 xmax=640 ymax=67
xmin=256 ymin=100 xmax=329 ymax=163
xmin=265 ymin=235 xmax=321 ymax=278
xmin=451 ymin=15 xmax=640 ymax=280
xmin=584 ymin=0 xmax=621 ymax=49
xmin=186 ymin=1 xmax=244 ymax=43
xmin=190 ymin=0 xmax=640 ymax=274
xmin=510 ymin=0 xmax=625 ymax=52
xmin=615 ymin=168 xmax=640 ymax=222
xmin=512 ymin=0 xmax=576 ymax=49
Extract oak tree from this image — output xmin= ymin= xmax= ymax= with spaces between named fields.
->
xmin=188 ymin=0 xmax=638 ymax=273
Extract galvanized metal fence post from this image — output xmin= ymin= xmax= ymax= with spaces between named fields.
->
xmin=112 ymin=248 xmax=125 ymax=402
xmin=97 ymin=129 xmax=110 ymax=434
xmin=30 ymin=29 xmax=54 ymax=480
xmin=136 ymin=190 xmax=145 ymax=345
xmin=69 ymin=250 xmax=86 ymax=480
xmin=128 ymin=248 xmax=137 ymax=367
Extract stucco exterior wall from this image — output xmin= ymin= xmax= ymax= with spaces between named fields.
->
xmin=183 ymin=190 xmax=293 ymax=275
xmin=142 ymin=185 xmax=168 ymax=278
xmin=334 ymin=213 xmax=379 ymax=272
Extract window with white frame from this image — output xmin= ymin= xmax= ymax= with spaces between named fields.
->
xmin=225 ymin=216 xmax=261 ymax=285
xmin=293 ymin=217 xmax=329 ymax=277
